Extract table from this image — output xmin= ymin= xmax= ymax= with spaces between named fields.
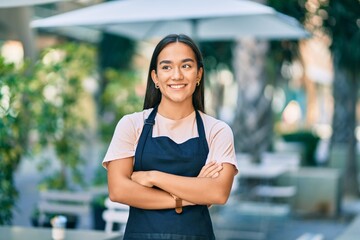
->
xmin=239 ymin=164 xmax=288 ymax=180
xmin=237 ymin=163 xmax=289 ymax=201
xmin=236 ymin=164 xmax=291 ymax=238
xmin=0 ymin=226 xmax=122 ymax=240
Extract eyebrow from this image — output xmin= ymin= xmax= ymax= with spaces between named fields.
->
xmin=159 ymin=58 xmax=195 ymax=65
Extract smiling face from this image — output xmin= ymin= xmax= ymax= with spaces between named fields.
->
xmin=151 ymin=42 xmax=203 ymax=109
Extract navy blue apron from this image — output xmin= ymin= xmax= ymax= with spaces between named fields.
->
xmin=124 ymin=106 xmax=215 ymax=240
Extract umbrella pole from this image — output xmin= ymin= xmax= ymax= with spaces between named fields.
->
xmin=191 ymin=19 xmax=199 ymax=44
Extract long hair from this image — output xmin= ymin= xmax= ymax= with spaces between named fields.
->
xmin=143 ymin=34 xmax=205 ymax=112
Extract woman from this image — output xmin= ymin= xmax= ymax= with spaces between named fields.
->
xmin=103 ymin=34 xmax=238 ymax=240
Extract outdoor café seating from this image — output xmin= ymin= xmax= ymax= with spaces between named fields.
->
xmin=102 ymin=197 xmax=129 ymax=234
xmin=37 ymin=190 xmax=93 ymax=229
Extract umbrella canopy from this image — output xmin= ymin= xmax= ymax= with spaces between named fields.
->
xmin=31 ymin=0 xmax=309 ymax=41
xmin=0 ymin=0 xmax=67 ymax=8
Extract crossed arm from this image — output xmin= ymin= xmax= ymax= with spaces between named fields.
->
xmin=107 ymin=157 xmax=236 ymax=210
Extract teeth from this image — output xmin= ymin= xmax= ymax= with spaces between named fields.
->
xmin=170 ymin=84 xmax=185 ymax=89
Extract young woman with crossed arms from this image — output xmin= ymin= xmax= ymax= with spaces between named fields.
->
xmin=103 ymin=34 xmax=238 ymax=240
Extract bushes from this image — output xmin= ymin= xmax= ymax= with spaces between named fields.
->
xmin=281 ymin=131 xmax=320 ymax=166
xmin=0 ymin=58 xmax=35 ymax=224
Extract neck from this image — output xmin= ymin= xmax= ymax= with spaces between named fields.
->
xmin=157 ymin=102 xmax=194 ymax=120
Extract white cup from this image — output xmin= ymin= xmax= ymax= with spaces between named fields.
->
xmin=51 ymin=215 xmax=67 ymax=240
xmin=52 ymin=227 xmax=65 ymax=240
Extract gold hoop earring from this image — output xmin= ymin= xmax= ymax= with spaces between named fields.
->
xmin=155 ymin=84 xmax=159 ymax=89
xmin=196 ymin=81 xmax=200 ymax=86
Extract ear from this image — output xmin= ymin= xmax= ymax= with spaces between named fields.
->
xmin=197 ymin=67 xmax=203 ymax=82
xmin=151 ymin=70 xmax=158 ymax=85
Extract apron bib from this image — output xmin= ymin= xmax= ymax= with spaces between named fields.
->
xmin=124 ymin=106 xmax=215 ymax=240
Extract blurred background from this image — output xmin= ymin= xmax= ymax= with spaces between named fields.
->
xmin=0 ymin=0 xmax=359 ymax=239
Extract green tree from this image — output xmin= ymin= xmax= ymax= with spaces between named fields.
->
xmin=200 ymin=41 xmax=234 ymax=117
xmin=0 ymin=40 xmax=97 ymax=224
xmin=319 ymin=0 xmax=360 ymax=196
xmin=0 ymin=58 xmax=37 ymax=224
xmin=97 ymin=33 xmax=136 ymax=117
xmin=35 ymin=42 xmax=96 ymax=190
xmin=97 ymin=32 xmax=140 ymax=144
xmin=100 ymin=68 xmax=143 ymax=143
xmin=96 ymin=31 xmax=140 ymax=190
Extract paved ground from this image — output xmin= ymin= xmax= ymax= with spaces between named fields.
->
xmin=211 ymin=198 xmax=351 ymax=240
xmin=210 ymin=188 xmax=360 ymax=240
xmin=12 ymin=158 xmax=42 ymax=227
xmin=11 ymin=157 xmax=359 ymax=240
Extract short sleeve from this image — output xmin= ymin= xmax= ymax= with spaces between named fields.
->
xmin=102 ymin=114 xmax=137 ymax=169
xmin=207 ymin=121 xmax=238 ymax=174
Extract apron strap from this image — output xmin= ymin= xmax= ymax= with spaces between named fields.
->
xmin=136 ymin=106 xmax=158 ymax=170
xmin=195 ymin=111 xmax=209 ymax=154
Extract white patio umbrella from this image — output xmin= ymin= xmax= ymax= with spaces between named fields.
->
xmin=31 ymin=0 xmax=309 ymax=41
xmin=0 ymin=0 xmax=68 ymax=8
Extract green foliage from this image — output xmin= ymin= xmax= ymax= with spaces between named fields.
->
xmin=34 ymin=42 xmax=96 ymax=191
xmin=282 ymin=130 xmax=320 ymax=166
xmin=268 ymin=0 xmax=307 ymax=23
xmin=0 ymin=38 xmax=142 ymax=223
xmin=97 ymin=33 xmax=137 ymax=117
xmin=100 ymin=68 xmax=143 ymax=143
xmin=0 ymin=58 xmax=36 ymax=224
xmin=0 ymin=38 xmax=143 ymax=224
xmin=200 ymin=41 xmax=235 ymax=73
xmin=266 ymin=0 xmax=308 ymax=85
xmin=318 ymin=0 xmax=360 ymax=74
xmin=96 ymin=34 xmax=142 ymax=188
xmin=94 ymin=32 xmax=142 ymax=192
xmin=98 ymin=33 xmax=136 ymax=70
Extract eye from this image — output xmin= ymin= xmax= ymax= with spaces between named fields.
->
xmin=182 ymin=64 xmax=191 ymax=69
xmin=161 ymin=65 xmax=171 ymax=70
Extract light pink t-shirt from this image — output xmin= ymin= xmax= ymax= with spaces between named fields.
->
xmin=103 ymin=108 xmax=238 ymax=172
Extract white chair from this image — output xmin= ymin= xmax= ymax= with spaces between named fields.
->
xmin=102 ymin=197 xmax=129 ymax=234
xmin=37 ymin=190 xmax=93 ymax=229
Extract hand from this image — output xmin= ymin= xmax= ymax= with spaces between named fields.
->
xmin=197 ymin=161 xmax=223 ymax=178
xmin=131 ymin=171 xmax=154 ymax=187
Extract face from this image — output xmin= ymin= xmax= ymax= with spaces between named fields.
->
xmin=151 ymin=42 xmax=203 ymax=106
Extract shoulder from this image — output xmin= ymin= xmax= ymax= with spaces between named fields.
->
xmin=199 ymin=112 xmax=233 ymax=135
xmin=114 ymin=108 xmax=153 ymax=134
xmin=117 ymin=109 xmax=152 ymax=126
xmin=200 ymin=112 xmax=237 ymax=172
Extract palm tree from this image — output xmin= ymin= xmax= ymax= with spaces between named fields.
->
xmin=232 ymin=38 xmax=273 ymax=160
xmin=232 ymin=0 xmax=307 ymax=160
xmin=319 ymin=0 xmax=360 ymax=196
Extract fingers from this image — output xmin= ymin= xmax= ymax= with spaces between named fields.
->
xmin=212 ymin=172 xmax=219 ymax=178
xmin=131 ymin=171 xmax=153 ymax=187
xmin=198 ymin=161 xmax=216 ymax=177
xmin=198 ymin=161 xmax=223 ymax=178
xmin=207 ymin=164 xmax=222 ymax=178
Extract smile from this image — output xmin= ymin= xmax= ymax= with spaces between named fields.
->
xmin=169 ymin=84 xmax=186 ymax=89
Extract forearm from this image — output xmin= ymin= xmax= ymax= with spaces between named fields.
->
xmin=109 ymin=177 xmax=169 ymax=209
xmin=107 ymin=158 xmax=192 ymax=210
xmin=109 ymin=176 xmax=192 ymax=209
xmin=149 ymin=164 xmax=236 ymax=205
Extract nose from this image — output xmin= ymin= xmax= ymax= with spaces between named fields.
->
xmin=171 ymin=67 xmax=183 ymax=80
